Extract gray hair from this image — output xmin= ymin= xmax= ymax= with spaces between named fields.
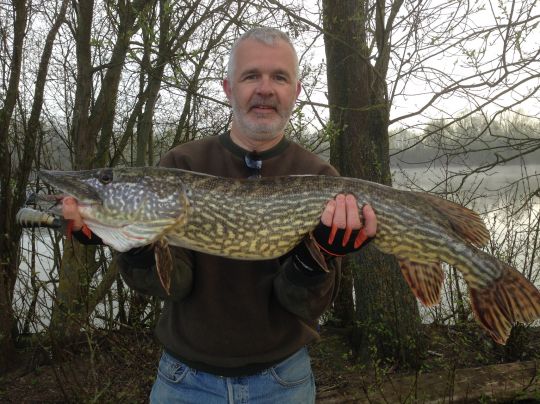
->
xmin=227 ymin=27 xmax=299 ymax=81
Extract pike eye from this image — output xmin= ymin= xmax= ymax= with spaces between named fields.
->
xmin=98 ymin=169 xmax=113 ymax=184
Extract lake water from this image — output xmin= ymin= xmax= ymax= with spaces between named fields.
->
xmin=392 ymin=163 xmax=540 ymax=200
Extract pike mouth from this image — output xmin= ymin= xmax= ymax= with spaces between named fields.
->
xmin=39 ymin=170 xmax=103 ymax=204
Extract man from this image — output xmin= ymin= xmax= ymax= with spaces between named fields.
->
xmin=64 ymin=27 xmax=376 ymax=403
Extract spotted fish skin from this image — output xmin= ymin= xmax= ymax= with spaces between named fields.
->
xmin=38 ymin=167 xmax=540 ymax=344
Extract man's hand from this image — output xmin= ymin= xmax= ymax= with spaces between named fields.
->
xmin=314 ymin=194 xmax=377 ymax=256
xmin=62 ymin=196 xmax=85 ymax=233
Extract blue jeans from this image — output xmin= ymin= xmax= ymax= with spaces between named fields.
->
xmin=150 ymin=348 xmax=315 ymax=403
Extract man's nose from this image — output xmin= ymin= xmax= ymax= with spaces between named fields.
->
xmin=256 ymin=77 xmax=274 ymax=96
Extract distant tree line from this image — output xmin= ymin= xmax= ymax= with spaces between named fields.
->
xmin=391 ymin=114 xmax=540 ymax=167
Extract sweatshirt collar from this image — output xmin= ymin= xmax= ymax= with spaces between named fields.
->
xmin=219 ymin=131 xmax=290 ymax=160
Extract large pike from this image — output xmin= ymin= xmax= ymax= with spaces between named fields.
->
xmin=38 ymin=167 xmax=540 ymax=344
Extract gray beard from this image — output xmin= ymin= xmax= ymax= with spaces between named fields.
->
xmin=231 ymin=103 xmax=292 ymax=141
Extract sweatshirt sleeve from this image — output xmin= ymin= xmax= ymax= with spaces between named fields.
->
xmin=273 ymin=236 xmax=341 ymax=322
xmin=117 ymin=245 xmax=194 ymax=301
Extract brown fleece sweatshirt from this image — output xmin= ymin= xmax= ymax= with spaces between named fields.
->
xmin=117 ymin=132 xmax=341 ymax=376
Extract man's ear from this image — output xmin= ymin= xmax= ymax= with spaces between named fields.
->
xmin=295 ymin=81 xmax=302 ymax=99
xmin=223 ymin=79 xmax=232 ymax=101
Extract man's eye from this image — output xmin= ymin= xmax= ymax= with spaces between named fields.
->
xmin=275 ymin=75 xmax=288 ymax=82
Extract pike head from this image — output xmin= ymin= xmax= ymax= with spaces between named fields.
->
xmin=39 ymin=167 xmax=188 ymax=252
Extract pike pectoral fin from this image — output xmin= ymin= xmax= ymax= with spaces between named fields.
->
xmin=155 ymin=238 xmax=173 ymax=295
xmin=399 ymin=258 xmax=444 ymax=307
xmin=87 ymin=222 xmax=147 ymax=252
xmin=469 ymin=264 xmax=540 ymax=344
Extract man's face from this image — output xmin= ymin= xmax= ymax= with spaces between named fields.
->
xmin=223 ymin=39 xmax=301 ymax=142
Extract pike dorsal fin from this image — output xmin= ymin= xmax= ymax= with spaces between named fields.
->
xmin=399 ymin=258 xmax=444 ymax=307
xmin=414 ymin=192 xmax=490 ymax=247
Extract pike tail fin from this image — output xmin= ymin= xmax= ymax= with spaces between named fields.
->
xmin=397 ymin=252 xmax=540 ymax=344
xmin=468 ymin=257 xmax=540 ymax=344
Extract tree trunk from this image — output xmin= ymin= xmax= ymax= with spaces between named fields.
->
xmin=49 ymin=0 xmax=148 ymax=342
xmin=16 ymin=0 xmax=70 ymax=342
xmin=14 ymin=0 xmax=69 ymax=203
xmin=92 ymin=0 xmax=150 ymax=167
xmin=70 ymin=0 xmax=95 ymax=170
xmin=351 ymin=248 xmax=422 ymax=367
xmin=136 ymin=0 xmax=171 ymax=166
xmin=50 ymin=243 xmax=99 ymax=339
xmin=0 ymin=0 xmax=28 ymax=373
xmin=49 ymin=0 xmax=95 ymax=344
xmin=330 ymin=257 xmax=355 ymax=327
xmin=322 ymin=0 xmax=422 ymax=368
